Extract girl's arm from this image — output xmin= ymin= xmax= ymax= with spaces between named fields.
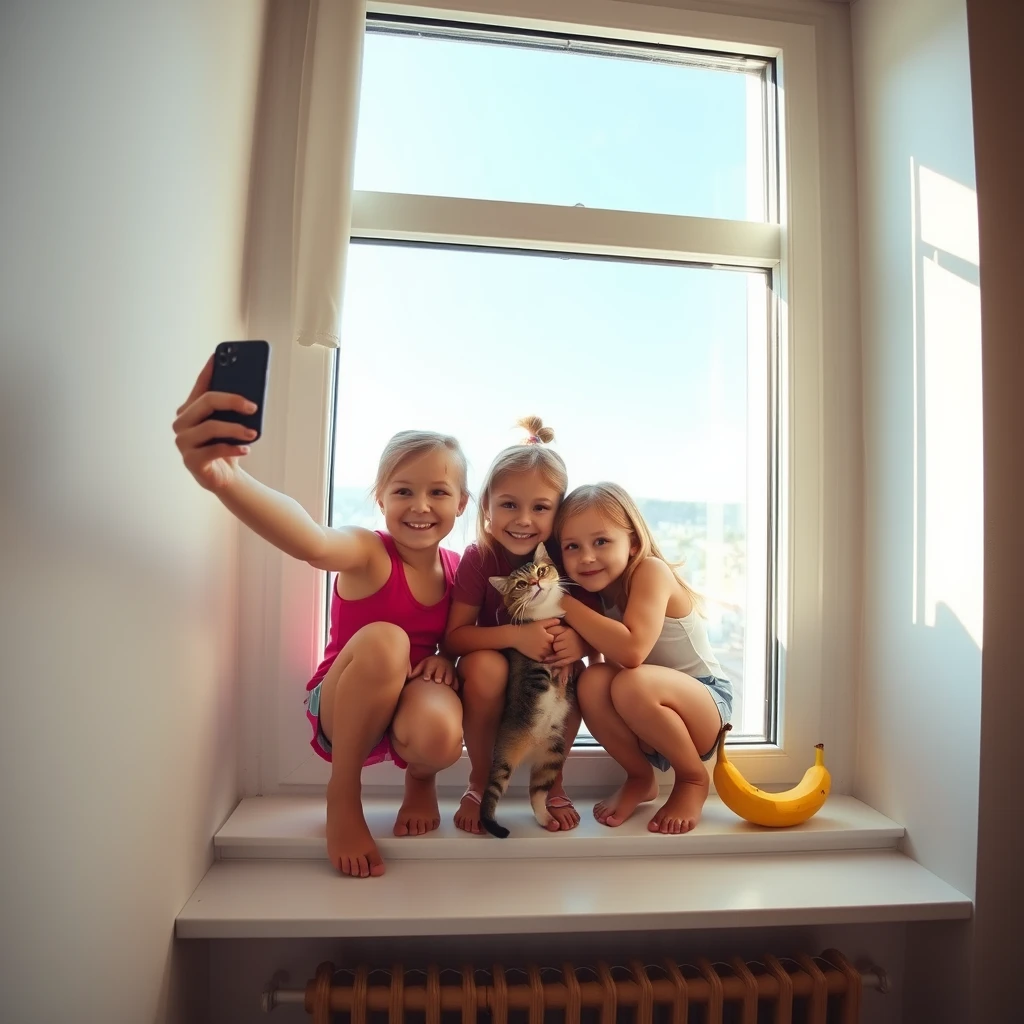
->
xmin=560 ymin=558 xmax=673 ymax=669
xmin=174 ymin=360 xmax=376 ymax=573
xmin=445 ymin=601 xmax=558 ymax=661
xmin=216 ymin=470 xmax=378 ymax=572
xmin=445 ymin=601 xmax=522 ymax=656
xmin=547 ymin=624 xmax=596 ymax=668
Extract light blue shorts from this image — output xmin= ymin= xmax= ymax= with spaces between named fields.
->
xmin=643 ymin=674 xmax=733 ymax=771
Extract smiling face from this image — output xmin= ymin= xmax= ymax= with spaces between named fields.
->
xmin=484 ymin=469 xmax=562 ymax=560
xmin=379 ymin=447 xmax=467 ymax=550
xmin=558 ymin=506 xmax=638 ymax=594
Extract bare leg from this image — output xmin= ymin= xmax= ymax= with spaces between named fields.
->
xmin=390 ymin=677 xmax=464 ymax=836
xmin=546 ymin=691 xmax=582 ymax=831
xmin=455 ymin=651 xmax=508 ymax=834
xmin=317 ymin=623 xmax=409 ymax=877
xmin=610 ymin=667 xmax=722 ymax=834
xmin=576 ymin=663 xmax=658 ymax=827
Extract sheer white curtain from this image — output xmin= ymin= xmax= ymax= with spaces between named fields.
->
xmin=292 ymin=0 xmax=366 ymax=348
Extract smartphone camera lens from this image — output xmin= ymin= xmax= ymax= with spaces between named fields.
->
xmin=216 ymin=352 xmax=230 ymax=367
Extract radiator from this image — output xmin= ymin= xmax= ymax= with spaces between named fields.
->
xmin=265 ymin=948 xmax=884 ymax=1023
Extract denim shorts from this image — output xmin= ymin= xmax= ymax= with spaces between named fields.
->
xmin=643 ymin=674 xmax=734 ymax=771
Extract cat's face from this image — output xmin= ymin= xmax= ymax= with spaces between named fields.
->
xmin=489 ymin=543 xmax=564 ymax=622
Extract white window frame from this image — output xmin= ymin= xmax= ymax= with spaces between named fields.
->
xmin=246 ymin=0 xmax=856 ymax=795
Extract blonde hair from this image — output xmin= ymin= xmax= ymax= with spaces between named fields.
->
xmin=476 ymin=416 xmax=568 ymax=553
xmin=372 ymin=430 xmax=469 ymax=503
xmin=554 ymin=482 xmax=704 ymax=612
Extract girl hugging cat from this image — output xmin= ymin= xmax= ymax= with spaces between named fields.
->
xmin=445 ymin=418 xmax=591 ymax=834
xmin=174 ymin=358 xmax=469 ymax=878
xmin=555 ymin=483 xmax=734 ymax=835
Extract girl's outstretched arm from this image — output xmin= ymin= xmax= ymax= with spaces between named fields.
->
xmin=560 ymin=558 xmax=673 ymax=668
xmin=174 ymin=358 xmax=376 ymax=573
xmin=216 ymin=474 xmax=377 ymax=571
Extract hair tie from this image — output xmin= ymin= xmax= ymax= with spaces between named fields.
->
xmin=527 ymin=434 xmax=541 ymax=445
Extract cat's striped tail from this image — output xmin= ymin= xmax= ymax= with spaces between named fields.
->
xmin=480 ymin=756 xmax=515 ymax=839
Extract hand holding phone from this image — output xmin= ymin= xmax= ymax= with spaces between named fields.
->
xmin=173 ymin=341 xmax=270 ymax=492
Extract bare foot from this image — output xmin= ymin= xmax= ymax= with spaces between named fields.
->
xmin=326 ymin=784 xmax=385 ymax=877
xmin=454 ymin=785 xmax=484 ymax=835
xmin=594 ymin=771 xmax=659 ymax=827
xmin=545 ymin=784 xmax=580 ymax=831
xmin=648 ymin=773 xmax=710 ymax=834
xmin=394 ymin=772 xmax=441 ymax=836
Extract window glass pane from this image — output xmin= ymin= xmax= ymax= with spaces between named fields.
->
xmin=330 ymin=244 xmax=770 ymax=741
xmin=355 ymin=27 xmax=768 ymax=222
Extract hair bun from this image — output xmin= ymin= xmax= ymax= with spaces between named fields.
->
xmin=516 ymin=415 xmax=555 ymax=445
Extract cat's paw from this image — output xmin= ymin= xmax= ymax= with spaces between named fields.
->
xmin=530 ymin=792 xmax=558 ymax=831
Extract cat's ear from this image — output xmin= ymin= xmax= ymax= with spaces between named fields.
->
xmin=489 ymin=576 xmax=510 ymax=594
xmin=534 ymin=542 xmax=551 ymax=564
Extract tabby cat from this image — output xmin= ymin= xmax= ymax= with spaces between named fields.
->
xmin=480 ymin=543 xmax=575 ymax=839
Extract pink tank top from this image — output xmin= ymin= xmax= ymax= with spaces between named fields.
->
xmin=306 ymin=531 xmax=461 ymax=691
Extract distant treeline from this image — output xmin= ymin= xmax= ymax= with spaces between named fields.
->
xmin=634 ymin=497 xmax=745 ymax=533
xmin=331 ymin=487 xmax=744 ymax=533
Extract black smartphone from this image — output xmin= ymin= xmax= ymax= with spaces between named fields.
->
xmin=205 ymin=340 xmax=270 ymax=445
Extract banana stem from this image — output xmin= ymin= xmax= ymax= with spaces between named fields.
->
xmin=716 ymin=723 xmax=732 ymax=762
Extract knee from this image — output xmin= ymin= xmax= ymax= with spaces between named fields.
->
xmin=425 ymin=718 xmax=464 ymax=769
xmin=400 ymin=706 xmax=464 ymax=769
xmin=609 ymin=668 xmax=647 ymax=713
xmin=458 ymin=651 xmax=508 ymax=703
xmin=350 ymin=622 xmax=410 ymax=679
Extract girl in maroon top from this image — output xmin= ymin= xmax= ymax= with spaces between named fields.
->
xmin=445 ymin=416 xmax=592 ymax=835
xmin=174 ymin=359 xmax=469 ymax=879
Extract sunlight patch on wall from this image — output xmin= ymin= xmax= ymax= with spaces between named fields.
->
xmin=912 ymin=159 xmax=983 ymax=647
xmin=921 ymin=255 xmax=983 ymax=644
xmin=918 ymin=164 xmax=979 ymax=266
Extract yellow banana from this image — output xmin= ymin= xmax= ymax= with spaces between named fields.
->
xmin=712 ymin=724 xmax=831 ymax=827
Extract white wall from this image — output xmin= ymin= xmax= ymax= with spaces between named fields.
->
xmin=851 ymin=0 xmax=981 ymax=891
xmin=0 ymin=2 xmax=266 ymax=1021
xmin=851 ymin=0 xmax=982 ymax=1020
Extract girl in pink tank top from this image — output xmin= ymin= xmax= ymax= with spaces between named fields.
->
xmin=174 ymin=362 xmax=469 ymax=879
xmin=305 ymin=531 xmax=460 ymax=767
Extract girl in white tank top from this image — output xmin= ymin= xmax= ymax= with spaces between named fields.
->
xmin=555 ymin=483 xmax=732 ymax=836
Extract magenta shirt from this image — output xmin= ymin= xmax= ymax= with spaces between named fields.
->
xmin=307 ymin=531 xmax=461 ymax=691
xmin=451 ymin=543 xmax=519 ymax=626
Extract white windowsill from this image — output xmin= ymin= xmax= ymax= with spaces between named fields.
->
xmin=176 ymin=851 xmax=971 ymax=939
xmin=174 ymin=794 xmax=971 ymax=939
xmin=214 ymin=794 xmax=904 ymax=861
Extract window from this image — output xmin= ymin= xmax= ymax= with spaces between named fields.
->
xmin=329 ymin=244 xmax=770 ymax=743
xmin=336 ymin=18 xmax=774 ymax=744
xmin=269 ymin=3 xmax=836 ymax=791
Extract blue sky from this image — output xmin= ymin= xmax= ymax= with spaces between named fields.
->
xmin=353 ymin=31 xmax=760 ymax=219
xmin=334 ymin=29 xmax=765 ymax=526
